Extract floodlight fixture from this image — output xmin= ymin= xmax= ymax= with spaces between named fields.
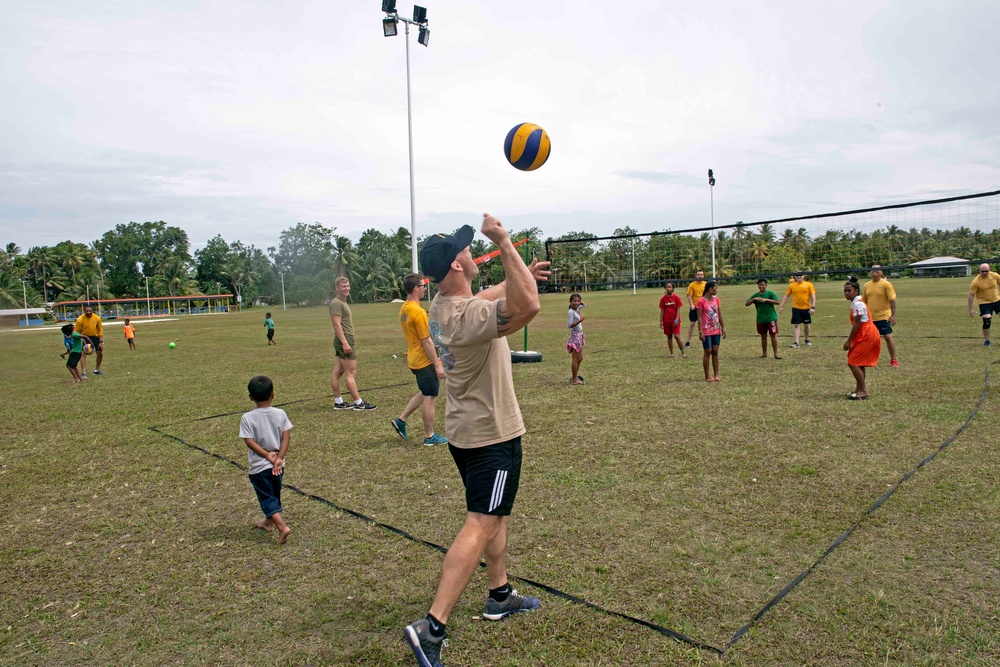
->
xmin=383 ymin=16 xmax=398 ymax=36
xmin=382 ymin=0 xmax=397 ymax=13
xmin=417 ymin=25 xmax=430 ymax=46
xmin=413 ymin=5 xmax=427 ymax=23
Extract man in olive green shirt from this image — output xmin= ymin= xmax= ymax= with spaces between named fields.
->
xmin=329 ymin=277 xmax=375 ymax=410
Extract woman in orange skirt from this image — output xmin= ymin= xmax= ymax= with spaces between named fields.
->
xmin=843 ymin=276 xmax=881 ymax=400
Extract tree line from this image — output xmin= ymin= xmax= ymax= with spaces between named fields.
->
xmin=0 ymin=221 xmax=544 ymax=309
xmin=545 ymin=223 xmax=1000 ymax=288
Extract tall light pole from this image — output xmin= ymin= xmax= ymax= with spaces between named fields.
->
xmin=280 ymin=272 xmax=286 ymax=310
xmin=583 ymin=261 xmax=588 ymax=291
xmin=20 ymin=279 xmax=29 ymax=327
xmin=708 ymin=168 xmax=716 ymax=278
xmin=96 ymin=279 xmax=101 ymax=315
xmin=381 ymin=1 xmax=430 ymax=272
xmin=145 ymin=275 xmax=151 ymax=317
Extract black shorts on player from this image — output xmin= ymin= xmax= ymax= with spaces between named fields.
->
xmin=873 ymin=320 xmax=893 ymax=335
xmin=411 ymin=364 xmax=439 ymax=397
xmin=449 ymin=437 xmax=522 ymax=516
xmin=791 ymin=307 xmax=812 ymax=325
xmin=978 ymin=301 xmax=1000 ymax=318
xmin=688 ymin=307 xmax=698 ymax=323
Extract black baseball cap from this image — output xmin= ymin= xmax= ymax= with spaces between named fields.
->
xmin=420 ymin=225 xmax=475 ymax=282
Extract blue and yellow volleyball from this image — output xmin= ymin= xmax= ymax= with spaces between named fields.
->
xmin=503 ymin=123 xmax=551 ymax=171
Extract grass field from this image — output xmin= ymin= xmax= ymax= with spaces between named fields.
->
xmin=2 ymin=277 xmax=998 ymax=666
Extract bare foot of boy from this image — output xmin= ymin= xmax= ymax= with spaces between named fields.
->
xmin=254 ymin=519 xmax=274 ymax=531
xmin=277 ymin=527 xmax=291 ymax=544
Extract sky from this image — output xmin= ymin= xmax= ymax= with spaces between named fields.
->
xmin=2 ymin=0 xmax=999 ymax=255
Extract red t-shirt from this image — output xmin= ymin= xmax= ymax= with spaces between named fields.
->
xmin=659 ymin=293 xmax=683 ymax=326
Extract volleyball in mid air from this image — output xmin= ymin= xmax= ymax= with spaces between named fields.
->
xmin=504 ymin=123 xmax=551 ymax=171
xmin=83 ymin=343 xmax=94 ymax=355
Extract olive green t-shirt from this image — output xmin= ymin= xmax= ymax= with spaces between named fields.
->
xmin=328 ymin=297 xmax=354 ymax=339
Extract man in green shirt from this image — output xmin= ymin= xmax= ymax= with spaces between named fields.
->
xmin=745 ymin=278 xmax=781 ymax=359
xmin=329 ymin=277 xmax=375 ymax=410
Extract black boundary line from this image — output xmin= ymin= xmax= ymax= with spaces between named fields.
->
xmin=721 ymin=362 xmax=994 ymax=655
xmin=146 ymin=363 xmax=991 ymax=659
xmin=147 ymin=395 xmax=724 ymax=654
xmin=148 ymin=382 xmax=414 ymax=429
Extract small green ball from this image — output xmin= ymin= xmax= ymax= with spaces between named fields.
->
xmin=169 ymin=342 xmax=176 ymax=348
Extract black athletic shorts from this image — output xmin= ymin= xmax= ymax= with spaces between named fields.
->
xmin=688 ymin=307 xmax=698 ymax=323
xmin=267 ymin=328 xmax=274 ymax=340
xmin=873 ymin=320 xmax=893 ymax=335
xmin=66 ymin=352 xmax=82 ymax=368
xmin=791 ymin=307 xmax=812 ymax=325
xmin=412 ymin=363 xmax=439 ymax=397
xmin=449 ymin=436 xmax=522 ymax=516
xmin=979 ymin=301 xmax=1000 ymax=317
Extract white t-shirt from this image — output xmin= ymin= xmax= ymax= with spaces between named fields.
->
xmin=567 ymin=308 xmax=583 ymax=332
xmin=428 ymin=295 xmax=525 ymax=449
xmin=239 ymin=406 xmax=293 ymax=475
xmin=850 ymin=296 xmax=871 ymax=323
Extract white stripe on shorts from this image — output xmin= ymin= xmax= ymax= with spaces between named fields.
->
xmin=488 ymin=469 xmax=508 ymax=513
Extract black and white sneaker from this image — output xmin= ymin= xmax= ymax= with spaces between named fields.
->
xmin=354 ymin=401 xmax=377 ymax=411
xmin=403 ymin=618 xmax=446 ymax=667
xmin=334 ymin=402 xmax=354 ymax=410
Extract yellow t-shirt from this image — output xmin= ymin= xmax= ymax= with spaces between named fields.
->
xmin=861 ymin=279 xmax=897 ymax=321
xmin=74 ymin=313 xmax=103 ymax=338
xmin=399 ymin=299 xmax=433 ymax=370
xmin=686 ymin=280 xmax=706 ymax=308
xmin=785 ymin=281 xmax=816 ymax=310
xmin=969 ymin=271 xmax=1000 ymax=305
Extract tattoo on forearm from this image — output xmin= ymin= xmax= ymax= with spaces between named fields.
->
xmin=496 ymin=298 xmax=512 ymax=334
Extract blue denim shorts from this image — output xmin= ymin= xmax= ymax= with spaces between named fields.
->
xmin=702 ymin=333 xmax=722 ymax=350
xmin=249 ymin=469 xmax=284 ymax=518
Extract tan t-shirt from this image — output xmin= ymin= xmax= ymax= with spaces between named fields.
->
xmin=428 ymin=295 xmax=525 ymax=449
xmin=328 ymin=297 xmax=354 ymax=339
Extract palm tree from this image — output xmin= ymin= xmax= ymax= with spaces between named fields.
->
xmin=56 ymin=244 xmax=87 ymax=283
xmin=750 ymin=241 xmax=770 ymax=273
xmin=0 ymin=271 xmax=25 ymax=307
xmin=155 ymin=257 xmax=200 ymax=296
xmin=331 ymin=236 xmax=358 ymax=279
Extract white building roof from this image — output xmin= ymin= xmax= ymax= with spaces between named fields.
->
xmin=908 ymin=256 xmax=968 ymax=267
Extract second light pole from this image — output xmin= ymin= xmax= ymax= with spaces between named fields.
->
xmin=708 ymin=168 xmax=716 ymax=278
xmin=381 ymin=1 xmax=430 ymax=272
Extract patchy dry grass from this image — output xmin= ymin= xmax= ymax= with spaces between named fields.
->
xmin=1 ymin=277 xmax=997 ymax=666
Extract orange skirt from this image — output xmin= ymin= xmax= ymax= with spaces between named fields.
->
xmin=847 ymin=316 xmax=881 ymax=367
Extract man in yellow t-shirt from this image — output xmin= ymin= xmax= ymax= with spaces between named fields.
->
xmin=683 ymin=269 xmax=706 ymax=349
xmin=968 ymin=262 xmax=1000 ymax=346
xmin=778 ymin=271 xmax=816 ymax=348
xmin=74 ymin=305 xmax=105 ymax=374
xmin=862 ymin=264 xmax=899 ymax=366
xmin=391 ymin=273 xmax=448 ymax=446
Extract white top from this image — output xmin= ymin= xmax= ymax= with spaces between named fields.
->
xmin=850 ymin=295 xmax=871 ymax=323
xmin=239 ymin=406 xmax=293 ymax=475
xmin=567 ymin=308 xmax=583 ymax=332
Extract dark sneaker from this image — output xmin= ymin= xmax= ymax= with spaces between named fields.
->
xmin=92 ymin=369 xmax=105 ymax=375
xmin=334 ymin=402 xmax=354 ymax=410
xmin=805 ymin=339 xmax=812 ymax=346
xmin=790 ymin=342 xmax=800 ymax=349
xmin=985 ymin=340 xmax=992 ymax=347
xmin=392 ymin=418 xmax=408 ymax=440
xmin=684 ymin=342 xmax=690 ymax=349
xmin=354 ymin=401 xmax=377 ymax=411
xmin=423 ymin=433 xmax=448 ymax=446
xmin=403 ymin=618 xmax=446 ymax=667
xmin=483 ymin=589 xmax=541 ymax=621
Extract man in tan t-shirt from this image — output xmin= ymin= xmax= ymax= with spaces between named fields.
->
xmin=403 ymin=214 xmax=550 ymax=667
